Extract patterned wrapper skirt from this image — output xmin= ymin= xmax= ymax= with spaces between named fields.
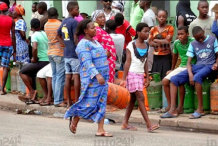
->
xmin=126 ymin=72 xmax=144 ymax=93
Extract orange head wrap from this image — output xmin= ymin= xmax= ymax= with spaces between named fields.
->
xmin=15 ymin=4 xmax=25 ymax=16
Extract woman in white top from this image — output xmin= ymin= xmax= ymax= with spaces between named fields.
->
xmin=120 ymin=23 xmax=160 ymax=132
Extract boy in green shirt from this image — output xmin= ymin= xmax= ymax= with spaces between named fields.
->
xmin=161 ymin=26 xmax=196 ymax=118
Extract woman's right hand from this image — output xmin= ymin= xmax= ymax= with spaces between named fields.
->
xmin=96 ymin=74 xmax=105 ymax=85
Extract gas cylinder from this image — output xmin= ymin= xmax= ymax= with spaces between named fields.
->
xmin=147 ymin=72 xmax=162 ymax=110
xmin=210 ymin=79 xmax=218 ymax=115
xmin=162 ymin=86 xmax=168 ymax=108
xmin=194 ymin=78 xmax=212 ymax=113
xmin=36 ymin=78 xmax=43 ymax=98
xmin=5 ymin=61 xmax=13 ymax=93
xmin=16 ymin=69 xmax=21 ymax=94
xmin=178 ymin=83 xmax=195 ymax=113
xmin=16 ymin=63 xmax=27 ymax=95
xmin=5 ymin=70 xmax=11 ymax=93
xmin=10 ymin=62 xmax=18 ymax=94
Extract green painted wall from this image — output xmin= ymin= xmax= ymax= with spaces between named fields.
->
xmin=78 ymin=1 xmax=97 ymax=15
xmin=17 ymin=0 xmax=38 ymax=36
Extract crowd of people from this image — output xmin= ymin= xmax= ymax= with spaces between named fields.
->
xmin=0 ymin=0 xmax=218 ymax=137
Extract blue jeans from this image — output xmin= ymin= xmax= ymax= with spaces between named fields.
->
xmin=49 ymin=55 xmax=65 ymax=105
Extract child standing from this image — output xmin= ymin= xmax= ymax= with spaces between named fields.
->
xmin=149 ymin=9 xmax=174 ymax=80
xmin=57 ymin=1 xmax=80 ymax=108
xmin=120 ymin=23 xmax=160 ymax=132
xmin=105 ymin=19 xmax=125 ymax=71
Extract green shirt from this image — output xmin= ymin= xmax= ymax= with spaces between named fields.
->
xmin=130 ymin=1 xmax=144 ymax=30
xmin=31 ymin=31 xmax=49 ymax=61
xmin=173 ymin=37 xmax=196 ymax=67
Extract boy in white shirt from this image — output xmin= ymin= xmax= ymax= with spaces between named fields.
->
xmin=105 ymin=19 xmax=124 ymax=71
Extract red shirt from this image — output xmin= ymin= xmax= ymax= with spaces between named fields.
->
xmin=111 ymin=18 xmax=136 ymax=49
xmin=0 ymin=15 xmax=13 ymax=46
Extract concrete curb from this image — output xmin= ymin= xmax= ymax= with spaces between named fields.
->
xmin=105 ymin=112 xmax=218 ymax=132
xmin=1 ymin=94 xmax=218 ymax=132
xmin=0 ymin=100 xmax=67 ymax=115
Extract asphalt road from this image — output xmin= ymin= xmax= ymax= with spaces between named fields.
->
xmin=0 ymin=109 xmax=217 ymax=146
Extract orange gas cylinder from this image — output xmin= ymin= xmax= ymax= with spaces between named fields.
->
xmin=117 ymin=71 xmax=123 ymax=79
xmin=107 ymin=82 xmax=130 ymax=109
xmin=26 ymin=87 xmax=29 ymax=95
xmin=64 ymin=86 xmax=75 ymax=103
xmin=138 ymin=88 xmax=149 ymax=111
xmin=143 ymin=87 xmax=149 ymax=111
xmin=210 ymin=80 xmax=218 ymax=114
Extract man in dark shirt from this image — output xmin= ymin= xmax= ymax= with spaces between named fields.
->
xmin=37 ymin=2 xmax=48 ymax=30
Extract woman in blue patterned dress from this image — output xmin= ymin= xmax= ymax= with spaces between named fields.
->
xmin=64 ymin=19 xmax=113 ymax=137
xmin=13 ymin=5 xmax=29 ymax=63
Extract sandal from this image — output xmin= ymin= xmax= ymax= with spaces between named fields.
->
xmin=147 ymin=124 xmax=160 ymax=132
xmin=69 ymin=117 xmax=77 ymax=134
xmin=95 ymin=132 xmax=113 ymax=137
xmin=160 ymin=112 xmax=178 ymax=118
xmin=121 ymin=125 xmax=137 ymax=131
xmin=25 ymin=100 xmax=40 ymax=105
xmin=189 ymin=111 xmax=202 ymax=119
xmin=40 ymin=102 xmax=53 ymax=106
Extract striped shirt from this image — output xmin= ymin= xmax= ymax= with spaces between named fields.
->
xmin=44 ymin=19 xmax=64 ymax=56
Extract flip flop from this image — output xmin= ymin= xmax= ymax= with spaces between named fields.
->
xmin=160 ymin=112 xmax=178 ymax=118
xmin=189 ymin=111 xmax=202 ymax=119
xmin=148 ymin=124 xmax=160 ymax=132
xmin=25 ymin=100 xmax=40 ymax=105
xmin=40 ymin=102 xmax=53 ymax=106
xmin=69 ymin=117 xmax=76 ymax=134
xmin=95 ymin=132 xmax=113 ymax=137
xmin=121 ymin=125 xmax=138 ymax=131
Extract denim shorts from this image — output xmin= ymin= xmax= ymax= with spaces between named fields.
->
xmin=0 ymin=46 xmax=13 ymax=68
xmin=65 ymin=58 xmax=80 ymax=74
xmin=170 ymin=64 xmax=213 ymax=86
